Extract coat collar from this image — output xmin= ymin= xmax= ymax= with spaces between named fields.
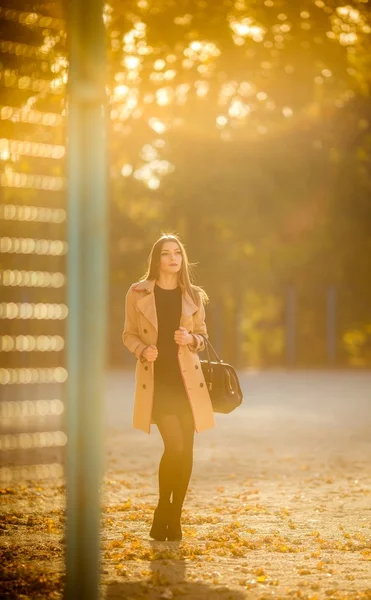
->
xmin=134 ymin=279 xmax=199 ymax=331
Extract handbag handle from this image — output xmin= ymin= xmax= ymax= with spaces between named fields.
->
xmin=202 ymin=336 xmax=223 ymax=365
xmin=201 ymin=336 xmax=224 ymax=392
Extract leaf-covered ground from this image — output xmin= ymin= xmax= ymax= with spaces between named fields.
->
xmin=1 ymin=371 xmax=371 ymax=599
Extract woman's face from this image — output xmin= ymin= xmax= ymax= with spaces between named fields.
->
xmin=158 ymin=241 xmax=183 ymax=275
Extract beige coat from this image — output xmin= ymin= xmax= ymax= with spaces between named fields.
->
xmin=122 ymin=279 xmax=216 ymax=434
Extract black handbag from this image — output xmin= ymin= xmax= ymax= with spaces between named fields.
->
xmin=200 ymin=337 xmax=243 ymax=414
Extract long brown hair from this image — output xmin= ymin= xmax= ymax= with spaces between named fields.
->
xmin=140 ymin=233 xmax=209 ymax=306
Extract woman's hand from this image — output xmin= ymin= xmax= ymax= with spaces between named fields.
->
xmin=142 ymin=345 xmax=158 ymax=362
xmin=174 ymin=327 xmax=195 ymax=346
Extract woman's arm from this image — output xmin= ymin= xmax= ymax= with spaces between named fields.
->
xmin=188 ymin=299 xmax=207 ymax=353
xmin=122 ymin=289 xmax=147 ymax=360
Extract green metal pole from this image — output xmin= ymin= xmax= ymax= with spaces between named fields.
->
xmin=65 ymin=0 xmax=107 ymax=598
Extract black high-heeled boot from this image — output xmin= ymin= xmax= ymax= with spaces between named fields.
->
xmin=166 ymin=504 xmax=182 ymax=541
xmin=149 ymin=503 xmax=169 ymax=541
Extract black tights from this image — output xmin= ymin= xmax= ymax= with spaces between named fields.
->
xmin=156 ymin=411 xmax=195 ymax=512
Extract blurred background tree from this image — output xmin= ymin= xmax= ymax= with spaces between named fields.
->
xmin=106 ymin=0 xmax=371 ymax=367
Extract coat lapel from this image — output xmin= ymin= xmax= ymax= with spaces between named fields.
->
xmin=135 ymin=280 xmax=158 ymax=331
xmin=135 ymin=279 xmax=199 ymax=331
xmin=182 ymin=291 xmax=199 ymax=317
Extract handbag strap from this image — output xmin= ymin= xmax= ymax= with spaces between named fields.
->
xmin=202 ymin=336 xmax=223 ymax=364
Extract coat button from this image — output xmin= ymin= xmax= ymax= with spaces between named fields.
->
xmin=195 ymin=365 xmax=199 ymax=370
xmin=143 ymin=328 xmax=147 ymax=333
xmin=200 ymin=383 xmax=204 ymax=387
xmin=143 ymin=384 xmax=146 ymax=389
xmin=144 ymin=366 xmax=148 ymax=371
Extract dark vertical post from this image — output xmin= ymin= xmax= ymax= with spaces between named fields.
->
xmin=65 ymin=1 xmax=107 ymax=598
xmin=327 ymin=286 xmax=336 ymax=366
xmin=286 ymin=286 xmax=296 ymax=367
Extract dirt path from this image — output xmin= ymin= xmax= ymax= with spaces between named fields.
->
xmin=1 ymin=371 xmax=371 ymax=599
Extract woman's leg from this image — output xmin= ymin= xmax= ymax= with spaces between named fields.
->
xmin=156 ymin=413 xmax=186 ymax=507
xmin=156 ymin=410 xmax=195 ymax=509
xmin=155 ymin=410 xmax=195 ymax=540
xmin=149 ymin=414 xmax=185 ymax=540
xmin=171 ymin=410 xmax=195 ymax=512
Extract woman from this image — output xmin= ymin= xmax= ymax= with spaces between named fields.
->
xmin=122 ymin=233 xmax=215 ymax=542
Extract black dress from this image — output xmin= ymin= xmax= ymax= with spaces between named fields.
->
xmin=152 ymin=283 xmax=193 ymax=421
